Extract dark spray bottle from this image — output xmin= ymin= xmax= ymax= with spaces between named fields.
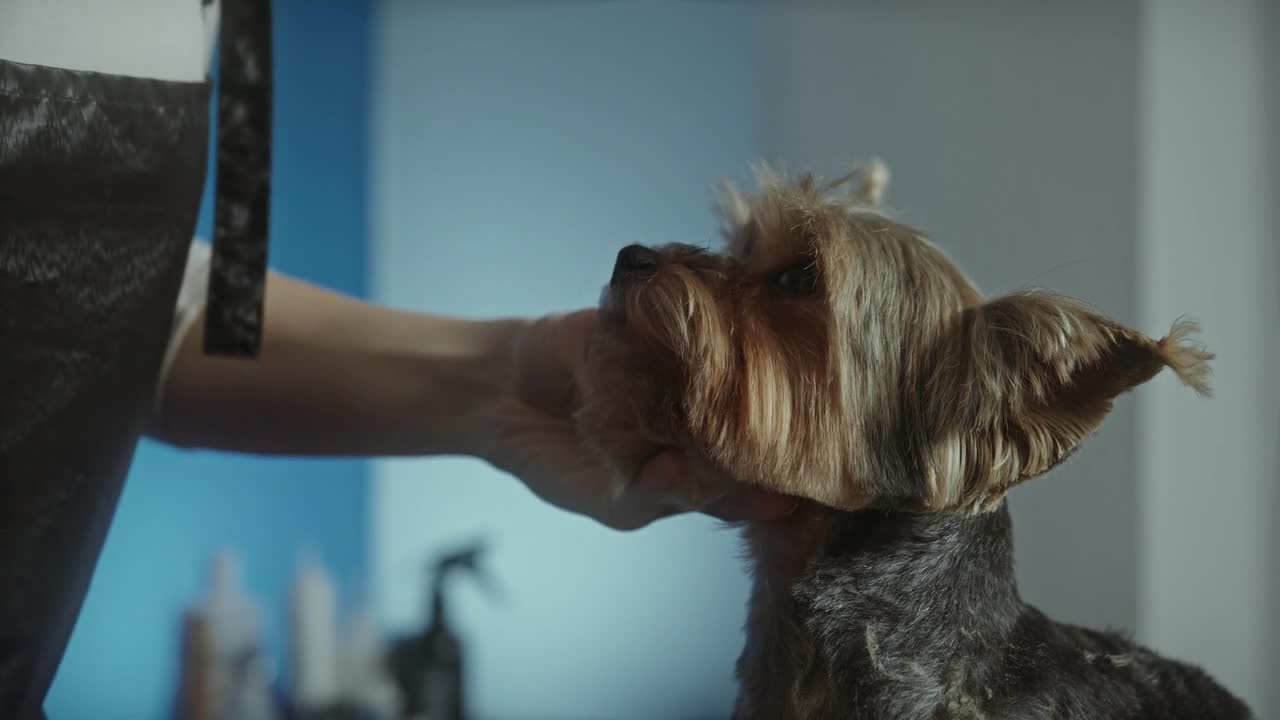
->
xmin=390 ymin=541 xmax=496 ymax=720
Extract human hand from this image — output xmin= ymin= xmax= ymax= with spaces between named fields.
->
xmin=483 ymin=309 xmax=797 ymax=530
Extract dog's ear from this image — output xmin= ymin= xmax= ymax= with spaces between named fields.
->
xmin=850 ymin=158 xmax=889 ymax=206
xmin=823 ymin=158 xmax=890 ymax=207
xmin=917 ymin=291 xmax=1212 ymax=512
xmin=714 ymin=179 xmax=753 ymax=258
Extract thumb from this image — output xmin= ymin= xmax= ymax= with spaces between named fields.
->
xmin=512 ymin=309 xmax=597 ymax=418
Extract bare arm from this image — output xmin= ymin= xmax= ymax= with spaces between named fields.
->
xmin=149 ymin=271 xmax=523 ymax=459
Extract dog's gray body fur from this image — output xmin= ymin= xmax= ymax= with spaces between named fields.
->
xmin=735 ymin=503 xmax=1253 ymax=719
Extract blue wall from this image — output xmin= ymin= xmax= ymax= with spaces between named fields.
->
xmin=370 ymin=3 xmax=765 ymax=718
xmin=47 ymin=2 xmax=372 ymax=718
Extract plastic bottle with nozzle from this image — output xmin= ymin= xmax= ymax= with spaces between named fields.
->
xmin=389 ymin=540 xmax=499 ymax=720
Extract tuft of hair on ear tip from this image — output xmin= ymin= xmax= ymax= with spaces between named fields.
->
xmin=857 ymin=157 xmax=890 ymax=206
xmin=714 ymin=179 xmax=751 ymax=227
xmin=749 ymin=159 xmax=783 ymax=190
xmin=827 ymin=158 xmax=891 ymax=206
xmin=1157 ymin=317 xmax=1215 ymax=397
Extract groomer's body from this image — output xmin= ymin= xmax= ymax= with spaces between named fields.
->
xmin=2 ymin=4 xmax=221 ymax=715
xmin=0 ymin=3 xmax=787 ymax=716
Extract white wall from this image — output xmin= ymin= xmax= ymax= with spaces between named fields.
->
xmin=370 ymin=3 xmax=764 ymax=718
xmin=0 ymin=0 xmax=213 ymax=81
xmin=1137 ymin=1 xmax=1278 ymax=715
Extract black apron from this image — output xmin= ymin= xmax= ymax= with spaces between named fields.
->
xmin=0 ymin=3 xmax=270 ymax=715
xmin=0 ymin=60 xmax=210 ymax=718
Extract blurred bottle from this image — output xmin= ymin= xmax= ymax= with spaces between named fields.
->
xmin=291 ymin=552 xmax=341 ymax=717
xmin=173 ymin=549 xmax=277 ymax=720
xmin=340 ymin=604 xmax=402 ymax=719
xmin=172 ymin=608 xmax=215 ymax=720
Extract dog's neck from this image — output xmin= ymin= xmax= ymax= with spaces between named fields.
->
xmin=735 ymin=502 xmax=1025 ymax=718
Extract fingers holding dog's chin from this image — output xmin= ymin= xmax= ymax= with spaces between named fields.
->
xmin=508 ymin=309 xmax=599 ymax=419
xmin=602 ymin=450 xmax=695 ymax=530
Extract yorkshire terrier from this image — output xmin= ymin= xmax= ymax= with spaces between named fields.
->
xmin=576 ymin=161 xmax=1253 ymax=719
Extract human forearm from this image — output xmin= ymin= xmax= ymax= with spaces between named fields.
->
xmin=149 ymin=271 xmax=527 ymax=458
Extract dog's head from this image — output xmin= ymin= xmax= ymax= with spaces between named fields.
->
xmin=576 ymin=161 xmax=1213 ymax=513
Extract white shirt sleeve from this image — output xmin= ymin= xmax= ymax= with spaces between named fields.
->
xmin=0 ymin=0 xmax=220 ymax=83
xmin=154 ymin=238 xmax=213 ymax=417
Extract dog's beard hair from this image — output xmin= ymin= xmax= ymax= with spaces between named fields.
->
xmin=701 ymin=177 xmax=918 ymax=506
xmin=619 ymin=261 xmax=733 ymax=386
xmin=578 ymin=249 xmax=736 ymax=495
xmin=715 ymin=300 xmax=847 ymax=499
xmin=593 ymin=251 xmax=853 ymax=502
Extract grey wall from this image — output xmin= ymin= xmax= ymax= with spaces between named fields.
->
xmin=1268 ymin=1 xmax=1280 ymax=714
xmin=1137 ymin=1 xmax=1278 ymax=714
xmin=762 ymin=0 xmax=1143 ymax=634
xmin=763 ymin=1 xmax=1276 ymax=715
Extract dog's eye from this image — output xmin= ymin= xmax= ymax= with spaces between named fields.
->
xmin=776 ymin=265 xmax=818 ymax=295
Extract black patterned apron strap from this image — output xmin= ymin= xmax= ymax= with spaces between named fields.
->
xmin=205 ymin=0 xmax=273 ymax=357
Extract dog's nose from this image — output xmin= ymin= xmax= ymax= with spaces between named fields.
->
xmin=611 ymin=244 xmax=659 ymax=284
